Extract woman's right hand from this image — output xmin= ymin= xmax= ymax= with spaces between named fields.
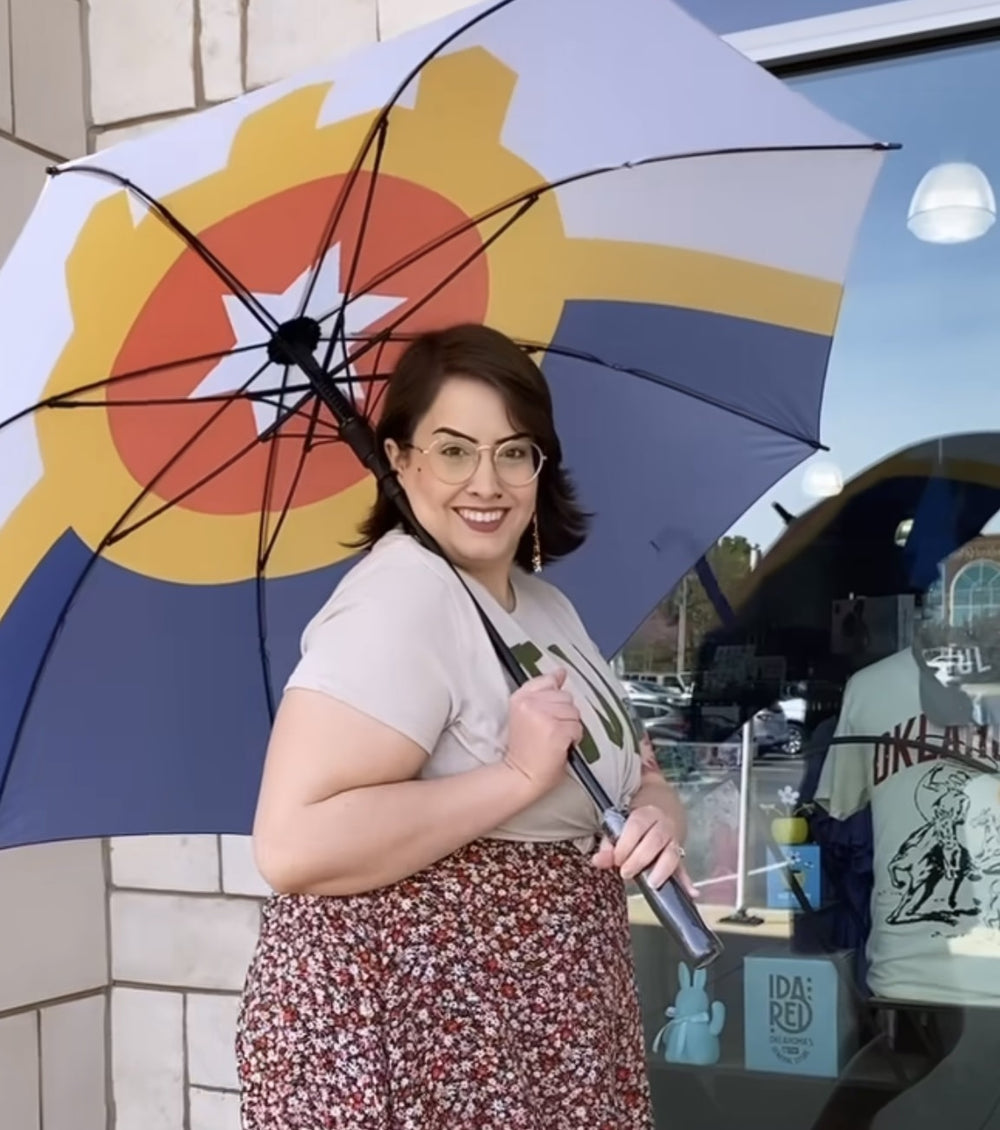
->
xmin=504 ymin=667 xmax=583 ymax=796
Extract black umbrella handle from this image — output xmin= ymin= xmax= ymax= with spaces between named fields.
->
xmin=303 ymin=359 xmax=723 ymax=968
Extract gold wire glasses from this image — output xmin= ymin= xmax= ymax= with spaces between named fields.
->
xmin=404 ymin=435 xmax=546 ymax=487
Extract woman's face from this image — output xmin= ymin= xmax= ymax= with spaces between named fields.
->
xmin=386 ymin=376 xmax=540 ymax=588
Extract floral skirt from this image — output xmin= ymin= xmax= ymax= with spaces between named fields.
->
xmin=236 ymin=838 xmax=654 ymax=1129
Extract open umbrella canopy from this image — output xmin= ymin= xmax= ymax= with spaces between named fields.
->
xmin=0 ymin=0 xmax=887 ymax=847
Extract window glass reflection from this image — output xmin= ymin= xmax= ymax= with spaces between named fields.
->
xmin=625 ymin=35 xmax=1000 ymax=1130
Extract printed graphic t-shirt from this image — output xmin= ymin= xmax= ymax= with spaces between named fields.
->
xmin=815 ymin=648 xmax=1000 ymax=1005
xmin=285 ymin=530 xmax=642 ymax=850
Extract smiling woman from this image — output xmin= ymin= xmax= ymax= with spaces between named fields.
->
xmin=238 ymin=323 xmax=692 ymax=1129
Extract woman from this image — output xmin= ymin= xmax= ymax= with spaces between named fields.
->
xmin=237 ymin=323 xmax=693 ymax=1129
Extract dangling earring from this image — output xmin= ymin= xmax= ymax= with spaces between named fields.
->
xmin=531 ymin=513 xmax=542 ymax=574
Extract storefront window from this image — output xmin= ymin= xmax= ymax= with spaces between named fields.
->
xmin=626 ymin=34 xmax=1000 ymax=1130
xmin=951 ymin=561 xmax=1000 ymax=625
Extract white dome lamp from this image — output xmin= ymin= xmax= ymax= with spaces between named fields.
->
xmin=907 ymin=162 xmax=996 ymax=244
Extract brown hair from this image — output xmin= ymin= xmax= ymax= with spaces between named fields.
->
xmin=354 ymin=324 xmax=590 ymax=570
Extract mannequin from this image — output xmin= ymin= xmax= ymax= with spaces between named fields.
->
xmin=816 ymin=613 xmax=1000 ymax=1129
xmin=815 ymin=627 xmax=1000 ymax=1005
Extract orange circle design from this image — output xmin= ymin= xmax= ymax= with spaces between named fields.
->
xmin=107 ymin=172 xmax=489 ymax=517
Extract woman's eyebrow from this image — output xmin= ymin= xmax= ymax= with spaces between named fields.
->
xmin=432 ymin=426 xmax=529 ymax=443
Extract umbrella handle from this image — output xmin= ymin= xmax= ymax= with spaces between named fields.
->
xmin=302 ymin=355 xmax=723 ymax=967
xmin=600 ymin=808 xmax=722 ymax=970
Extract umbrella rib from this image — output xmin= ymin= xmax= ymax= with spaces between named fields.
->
xmin=48 ymin=390 xmax=306 ymax=410
xmin=48 ymin=165 xmax=279 ymax=335
xmin=0 ymin=344 xmax=267 ymax=432
xmin=304 ymin=115 xmax=389 ymax=339
xmin=521 ymin=339 xmax=828 ymax=450
xmin=294 ymin=0 xmax=521 ymax=318
xmin=253 ymin=362 xmax=298 ymax=724
xmin=264 ymin=397 xmax=326 ymax=564
xmin=253 ymin=392 xmax=331 ymax=726
xmin=313 ymin=139 xmax=895 ymax=322
xmin=359 ymin=335 xmax=394 ymax=436
xmin=110 ymin=414 xmax=285 ymax=542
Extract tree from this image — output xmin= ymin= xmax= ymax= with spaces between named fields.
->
xmin=622 ymin=536 xmax=755 ymax=673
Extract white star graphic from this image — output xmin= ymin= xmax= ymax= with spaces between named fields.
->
xmin=190 ymin=243 xmax=405 ymax=436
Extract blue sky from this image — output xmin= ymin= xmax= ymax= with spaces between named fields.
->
xmin=728 ymin=37 xmax=1000 ymax=551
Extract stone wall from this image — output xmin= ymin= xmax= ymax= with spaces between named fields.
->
xmin=107 ymin=835 xmax=270 ymax=1130
xmin=0 ymin=3 xmax=483 ymax=1128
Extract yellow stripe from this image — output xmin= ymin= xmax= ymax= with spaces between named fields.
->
xmin=561 ymin=238 xmax=842 ymax=337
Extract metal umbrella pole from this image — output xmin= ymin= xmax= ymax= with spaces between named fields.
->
xmin=720 ymin=717 xmax=764 ymax=927
xmin=291 ymin=342 xmax=724 ymax=968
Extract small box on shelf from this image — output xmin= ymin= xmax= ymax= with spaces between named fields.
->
xmin=743 ymin=952 xmax=858 ymax=1078
xmin=766 ymin=844 xmax=822 ymax=911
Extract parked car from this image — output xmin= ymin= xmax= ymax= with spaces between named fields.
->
xmin=621 ymin=671 xmax=693 ymax=703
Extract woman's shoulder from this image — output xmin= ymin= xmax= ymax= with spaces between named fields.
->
xmin=307 ymin=530 xmax=460 ymax=631
xmin=341 ymin=529 xmax=457 ymax=593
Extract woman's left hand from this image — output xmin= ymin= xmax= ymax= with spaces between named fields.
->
xmin=590 ymin=804 xmax=698 ymax=894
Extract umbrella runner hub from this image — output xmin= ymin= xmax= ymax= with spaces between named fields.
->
xmin=267 ymin=316 xmax=323 ymax=368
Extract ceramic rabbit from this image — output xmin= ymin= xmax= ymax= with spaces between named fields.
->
xmin=652 ymin=962 xmax=725 ymax=1066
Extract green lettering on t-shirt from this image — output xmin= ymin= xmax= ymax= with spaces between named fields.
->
xmin=510 ymin=640 xmax=545 ymax=678
xmin=550 ymin=643 xmax=627 ymax=752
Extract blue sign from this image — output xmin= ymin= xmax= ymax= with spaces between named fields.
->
xmin=766 ymin=844 xmax=822 ymax=910
xmin=744 ymin=956 xmax=842 ymax=1077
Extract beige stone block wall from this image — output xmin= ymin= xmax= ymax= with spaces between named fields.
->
xmin=107 ymin=835 xmax=269 ymax=1127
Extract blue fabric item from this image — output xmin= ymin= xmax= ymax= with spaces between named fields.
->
xmin=903 ymin=476 xmax=960 ymax=592
xmin=795 ymin=717 xmax=874 ymax=992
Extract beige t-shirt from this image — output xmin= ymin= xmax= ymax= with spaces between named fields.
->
xmin=285 ymin=529 xmax=643 ymax=850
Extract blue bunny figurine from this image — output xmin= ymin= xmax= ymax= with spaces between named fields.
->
xmin=652 ymin=962 xmax=725 ymax=1066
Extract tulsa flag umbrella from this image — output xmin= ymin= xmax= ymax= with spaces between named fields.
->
xmin=0 ymin=0 xmax=888 ymax=848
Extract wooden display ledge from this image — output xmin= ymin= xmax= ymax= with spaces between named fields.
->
xmin=627 ymin=895 xmax=793 ymax=939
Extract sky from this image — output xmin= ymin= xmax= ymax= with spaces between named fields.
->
xmin=724 ymin=37 xmax=1000 ymax=552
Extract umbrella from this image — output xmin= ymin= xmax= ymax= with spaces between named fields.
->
xmin=0 ymin=0 xmax=888 ymax=850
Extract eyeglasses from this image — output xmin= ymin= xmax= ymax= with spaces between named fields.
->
xmin=404 ymin=435 xmax=546 ymax=487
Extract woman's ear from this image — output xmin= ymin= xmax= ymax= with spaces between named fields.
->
xmin=384 ymin=438 xmax=404 ymax=474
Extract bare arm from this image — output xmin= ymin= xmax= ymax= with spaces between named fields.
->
xmin=253 ymin=671 xmax=581 ymax=896
xmin=252 ymin=689 xmax=534 ymax=895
